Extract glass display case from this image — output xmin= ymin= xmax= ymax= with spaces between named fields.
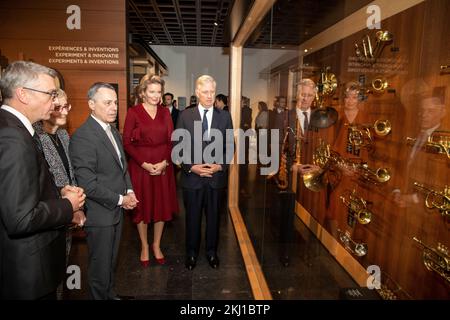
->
xmin=238 ymin=0 xmax=449 ymax=299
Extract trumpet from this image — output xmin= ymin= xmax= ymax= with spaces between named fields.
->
xmin=348 ymin=120 xmax=392 ymax=148
xmin=340 ymin=190 xmax=372 ymax=225
xmin=338 ymin=229 xmax=368 ymax=257
xmin=406 ymin=131 xmax=450 ymax=160
xmin=357 ymin=163 xmax=391 ymax=184
xmin=413 ymin=237 xmax=450 ymax=284
xmin=414 ymin=182 xmax=450 ymax=216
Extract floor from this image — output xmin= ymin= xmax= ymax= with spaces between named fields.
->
xmin=239 ymin=164 xmax=361 ymax=299
xmin=64 ymin=171 xmax=253 ymax=300
xmin=64 ymin=164 xmax=362 ymax=300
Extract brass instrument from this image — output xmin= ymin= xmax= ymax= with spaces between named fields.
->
xmin=371 ymin=78 xmax=390 ymax=93
xmin=413 ymin=237 xmax=450 ymax=284
xmin=338 ymin=229 xmax=368 ymax=257
xmin=413 ymin=182 xmax=450 ymax=216
xmin=406 ymin=130 xmax=450 ymax=160
xmin=376 ymin=272 xmax=412 ymax=300
xmin=303 ymin=140 xmax=391 ymax=190
xmin=354 ymin=30 xmax=393 ymax=63
xmin=355 ymin=162 xmax=391 ymax=184
xmin=348 ymin=119 xmax=392 ymax=148
xmin=372 ymin=30 xmax=393 ymax=59
xmin=294 ymin=118 xmax=302 ymax=165
xmin=310 ymin=67 xmax=338 ymax=129
xmin=268 ymin=129 xmax=289 ymax=190
xmin=340 ymin=190 xmax=372 ymax=225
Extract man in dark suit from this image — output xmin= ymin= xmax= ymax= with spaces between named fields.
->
xmin=70 ymin=82 xmax=138 ymax=300
xmin=0 ymin=61 xmax=85 ymax=299
xmin=214 ymin=94 xmax=228 ymax=111
xmin=175 ymin=75 xmax=233 ymax=270
xmin=163 ymin=92 xmax=179 ymax=127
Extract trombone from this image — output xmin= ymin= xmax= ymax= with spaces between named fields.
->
xmin=413 ymin=237 xmax=450 ymax=284
xmin=338 ymin=229 xmax=368 ymax=257
xmin=413 ymin=182 xmax=450 ymax=216
xmin=348 ymin=120 xmax=392 ymax=148
xmin=340 ymin=190 xmax=372 ymax=225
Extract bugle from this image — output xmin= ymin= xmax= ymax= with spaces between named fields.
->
xmin=413 ymin=237 xmax=450 ymax=284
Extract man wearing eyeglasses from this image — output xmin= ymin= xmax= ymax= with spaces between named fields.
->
xmin=0 ymin=61 xmax=86 ymax=299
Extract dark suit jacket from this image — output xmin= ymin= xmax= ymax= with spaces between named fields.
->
xmin=175 ymin=106 xmax=234 ymax=189
xmin=69 ymin=116 xmax=133 ymax=227
xmin=170 ymin=106 xmax=179 ymax=128
xmin=240 ymin=106 xmax=252 ymax=130
xmin=0 ymin=109 xmax=73 ymax=299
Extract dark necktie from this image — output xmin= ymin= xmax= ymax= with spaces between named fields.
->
xmin=303 ymin=111 xmax=309 ymax=133
xmin=202 ymin=109 xmax=209 ymax=139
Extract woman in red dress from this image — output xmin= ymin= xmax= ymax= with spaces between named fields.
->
xmin=123 ymin=74 xmax=178 ymax=267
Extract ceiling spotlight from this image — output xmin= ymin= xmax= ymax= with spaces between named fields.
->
xmin=304 ymin=49 xmax=308 ymax=53
xmin=214 ymin=22 xmax=218 ymax=26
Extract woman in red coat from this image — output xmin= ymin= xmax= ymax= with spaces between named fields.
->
xmin=123 ymin=74 xmax=178 ymax=267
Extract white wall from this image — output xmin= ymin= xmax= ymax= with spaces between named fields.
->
xmin=151 ymin=45 xmax=230 ymax=107
xmin=242 ymin=48 xmax=298 ymax=126
xmin=151 ymin=45 xmax=298 ymax=112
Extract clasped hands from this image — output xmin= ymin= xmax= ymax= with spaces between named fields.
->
xmin=122 ymin=192 xmax=139 ymax=210
xmin=142 ymin=160 xmax=168 ymax=176
xmin=61 ymin=185 xmax=86 ymax=227
xmin=190 ymin=164 xmax=222 ymax=177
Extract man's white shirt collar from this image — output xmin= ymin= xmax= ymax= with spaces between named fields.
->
xmin=1 ymin=105 xmax=35 ymax=136
xmin=91 ymin=114 xmax=111 ymax=130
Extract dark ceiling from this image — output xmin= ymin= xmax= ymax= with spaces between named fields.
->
xmin=246 ymin=0 xmax=372 ymax=48
xmin=128 ymin=0 xmax=372 ymax=48
xmin=128 ymin=0 xmax=235 ymax=47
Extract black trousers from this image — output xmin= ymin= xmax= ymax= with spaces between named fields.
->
xmin=183 ymin=185 xmax=223 ymax=257
xmin=84 ymin=216 xmax=123 ymax=300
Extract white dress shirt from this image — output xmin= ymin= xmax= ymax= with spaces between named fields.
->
xmin=198 ymin=103 xmax=213 ymax=135
xmin=296 ymin=107 xmax=311 ymax=134
xmin=90 ymin=114 xmax=133 ymax=205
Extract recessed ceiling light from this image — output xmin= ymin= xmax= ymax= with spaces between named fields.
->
xmin=214 ymin=22 xmax=218 ymax=26
xmin=304 ymin=49 xmax=308 ymax=53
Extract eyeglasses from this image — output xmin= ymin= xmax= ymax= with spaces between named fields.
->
xmin=23 ymin=87 xmax=59 ymax=101
xmin=54 ymin=103 xmax=72 ymax=112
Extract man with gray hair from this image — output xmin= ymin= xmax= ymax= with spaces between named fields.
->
xmin=175 ymin=75 xmax=233 ymax=270
xmin=70 ymin=82 xmax=138 ymax=300
xmin=0 ymin=61 xmax=86 ymax=299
